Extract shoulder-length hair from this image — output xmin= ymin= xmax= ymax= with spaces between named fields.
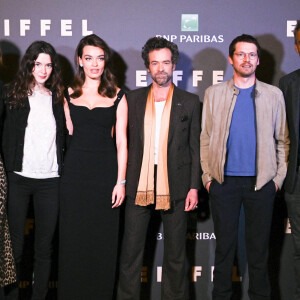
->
xmin=5 ymin=40 xmax=64 ymax=108
xmin=70 ymin=34 xmax=117 ymax=99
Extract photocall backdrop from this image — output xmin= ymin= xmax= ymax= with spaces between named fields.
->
xmin=0 ymin=0 xmax=299 ymax=299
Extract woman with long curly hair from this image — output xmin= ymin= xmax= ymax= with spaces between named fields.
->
xmin=58 ymin=34 xmax=127 ymax=300
xmin=2 ymin=41 xmax=65 ymax=300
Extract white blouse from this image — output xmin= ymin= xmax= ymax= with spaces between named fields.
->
xmin=15 ymin=91 xmax=59 ymax=178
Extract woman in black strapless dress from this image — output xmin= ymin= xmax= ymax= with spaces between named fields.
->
xmin=58 ymin=34 xmax=127 ymax=300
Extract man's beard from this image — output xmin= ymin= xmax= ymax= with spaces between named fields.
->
xmin=152 ymin=72 xmax=172 ymax=86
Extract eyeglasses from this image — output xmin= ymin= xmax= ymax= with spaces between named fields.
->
xmin=234 ymin=52 xmax=258 ymax=60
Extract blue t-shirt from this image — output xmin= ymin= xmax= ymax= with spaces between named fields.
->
xmin=224 ymin=85 xmax=256 ymax=176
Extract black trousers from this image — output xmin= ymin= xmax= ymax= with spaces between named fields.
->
xmin=285 ymin=168 xmax=300 ymax=300
xmin=210 ymin=176 xmax=276 ymax=300
xmin=117 ymin=196 xmax=187 ymax=300
xmin=5 ymin=172 xmax=59 ymax=300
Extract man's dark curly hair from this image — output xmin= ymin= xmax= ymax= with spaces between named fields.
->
xmin=141 ymin=37 xmax=179 ymax=69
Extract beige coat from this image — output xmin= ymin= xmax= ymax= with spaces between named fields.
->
xmin=200 ymin=78 xmax=290 ymax=190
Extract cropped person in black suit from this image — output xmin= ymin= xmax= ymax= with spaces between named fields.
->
xmin=117 ymin=37 xmax=200 ymax=300
xmin=279 ymin=20 xmax=300 ymax=300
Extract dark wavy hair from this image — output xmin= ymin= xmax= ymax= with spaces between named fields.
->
xmin=5 ymin=41 xmax=64 ymax=108
xmin=70 ymin=34 xmax=117 ymax=99
xmin=229 ymin=34 xmax=261 ymax=59
xmin=141 ymin=37 xmax=179 ymax=69
xmin=294 ymin=20 xmax=300 ymax=44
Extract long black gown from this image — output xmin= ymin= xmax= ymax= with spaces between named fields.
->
xmin=58 ymin=90 xmax=124 ymax=300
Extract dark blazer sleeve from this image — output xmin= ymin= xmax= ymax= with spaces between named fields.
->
xmin=279 ymin=71 xmax=300 ymax=193
xmin=125 ymin=87 xmax=149 ymax=199
xmin=0 ymin=82 xmax=5 ymax=152
xmin=0 ymin=81 xmax=4 ymax=119
xmin=279 ymin=76 xmax=290 ymax=100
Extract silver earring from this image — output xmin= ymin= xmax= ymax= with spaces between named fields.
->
xmin=79 ymin=63 xmax=83 ymax=67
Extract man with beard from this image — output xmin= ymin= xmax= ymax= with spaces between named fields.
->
xmin=117 ymin=37 xmax=200 ymax=300
xmin=279 ymin=20 xmax=300 ymax=300
xmin=200 ymin=34 xmax=289 ymax=300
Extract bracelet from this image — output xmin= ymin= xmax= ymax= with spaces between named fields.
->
xmin=116 ymin=179 xmax=126 ymax=185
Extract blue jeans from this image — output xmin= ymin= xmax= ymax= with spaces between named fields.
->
xmin=210 ymin=176 xmax=276 ymax=300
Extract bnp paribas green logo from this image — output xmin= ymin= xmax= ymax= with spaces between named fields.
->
xmin=181 ymin=14 xmax=199 ymax=32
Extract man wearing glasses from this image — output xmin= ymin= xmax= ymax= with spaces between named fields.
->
xmin=200 ymin=34 xmax=289 ymax=300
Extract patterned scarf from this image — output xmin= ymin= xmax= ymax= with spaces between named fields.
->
xmin=135 ymin=84 xmax=174 ymax=210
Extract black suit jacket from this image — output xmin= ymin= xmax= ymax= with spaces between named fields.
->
xmin=126 ymin=84 xmax=201 ymax=202
xmin=279 ymin=69 xmax=300 ymax=193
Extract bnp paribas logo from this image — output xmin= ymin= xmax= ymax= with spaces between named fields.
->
xmin=181 ymin=14 xmax=199 ymax=32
